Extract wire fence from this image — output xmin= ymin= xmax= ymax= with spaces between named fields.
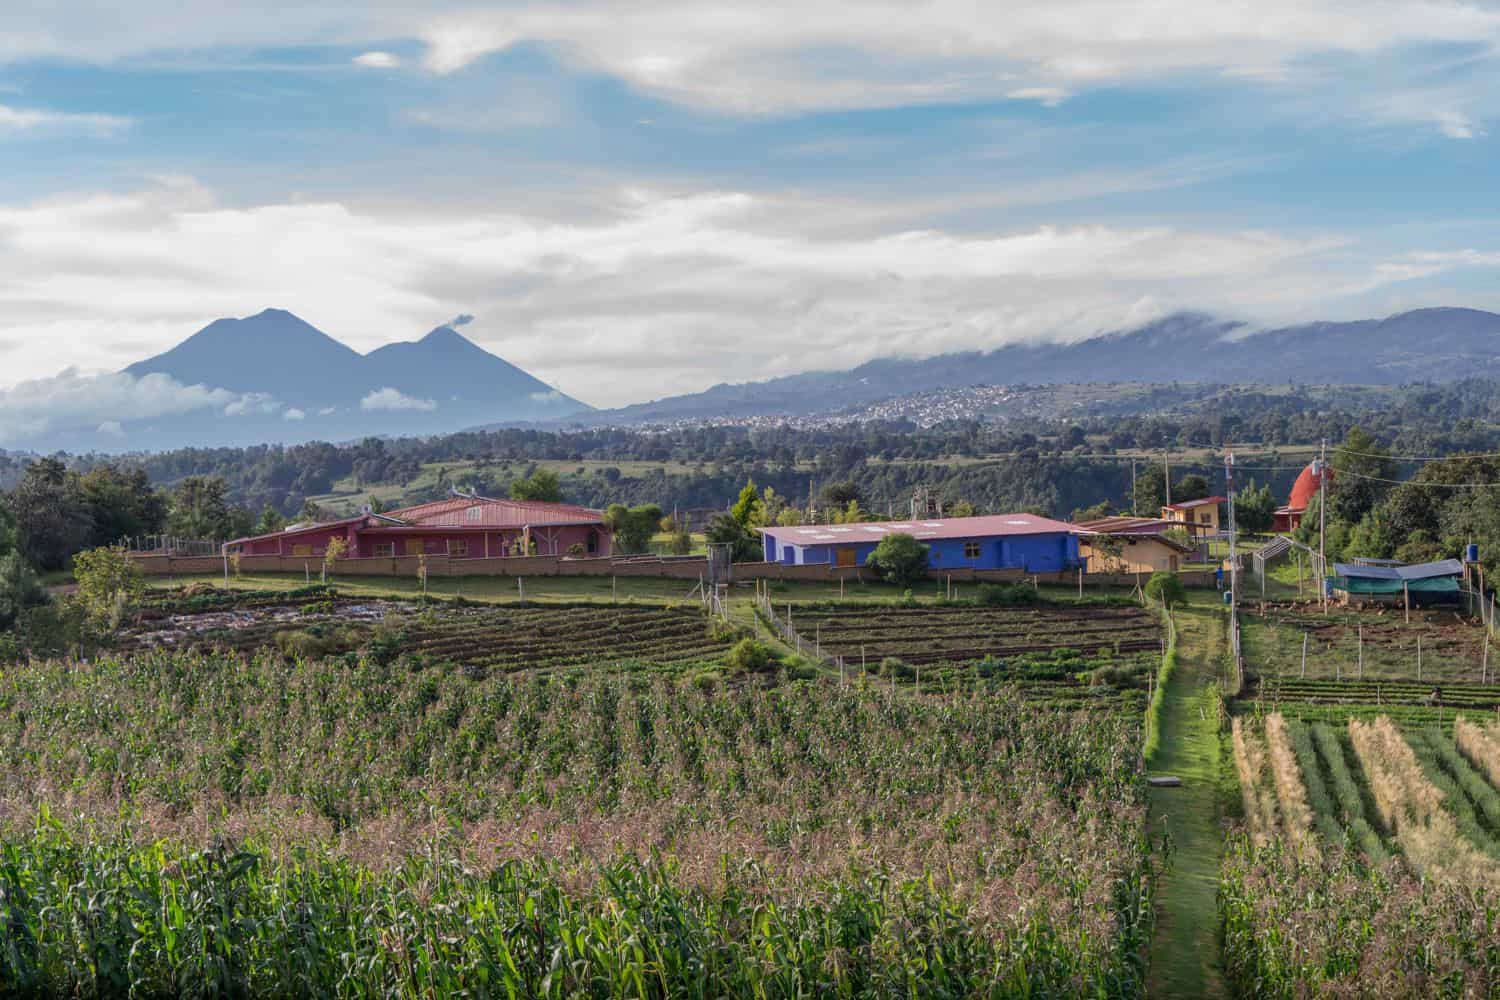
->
xmin=120 ymin=535 xmax=221 ymax=557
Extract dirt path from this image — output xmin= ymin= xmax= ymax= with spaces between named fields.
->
xmin=1147 ymin=601 xmax=1229 ymax=999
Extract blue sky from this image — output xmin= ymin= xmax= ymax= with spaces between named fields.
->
xmin=2 ymin=1 xmax=1500 ymax=420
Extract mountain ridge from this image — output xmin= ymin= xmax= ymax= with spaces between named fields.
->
xmin=547 ymin=307 xmax=1500 ymax=426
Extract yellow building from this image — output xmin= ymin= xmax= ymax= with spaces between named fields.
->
xmin=1161 ymin=496 xmax=1225 ymax=537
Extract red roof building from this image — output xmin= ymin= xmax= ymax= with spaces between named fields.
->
xmin=1273 ymin=462 xmax=1333 ymax=533
xmin=227 ymin=492 xmax=611 ymax=560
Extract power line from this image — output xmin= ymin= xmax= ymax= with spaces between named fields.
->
xmin=1331 ymin=466 xmax=1500 ymax=489
xmin=1333 ymin=445 xmax=1500 ymax=462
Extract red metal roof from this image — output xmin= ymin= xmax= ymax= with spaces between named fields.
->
xmin=759 ymin=512 xmax=1085 ymax=546
xmin=225 ymin=495 xmax=606 ymax=548
xmin=1163 ymin=496 xmax=1226 ymax=510
xmin=385 ymin=496 xmax=605 ymax=528
xmin=1076 ymin=516 xmax=1178 ymax=536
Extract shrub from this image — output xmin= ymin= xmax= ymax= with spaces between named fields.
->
xmin=975 ymin=582 xmax=1042 ymax=606
xmin=865 ymin=534 xmax=930 ymax=588
xmin=878 ymin=656 xmax=914 ymax=680
xmin=1144 ymin=571 xmax=1186 ymax=609
xmin=727 ymin=638 xmax=775 ymax=673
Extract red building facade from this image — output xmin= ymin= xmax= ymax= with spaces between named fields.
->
xmin=226 ymin=493 xmax=611 ymax=560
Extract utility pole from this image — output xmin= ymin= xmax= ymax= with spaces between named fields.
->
xmin=1164 ymin=451 xmax=1171 ymax=509
xmin=1226 ymin=443 xmax=1237 ymax=609
xmin=1318 ymin=438 xmax=1328 ymax=613
xmin=1130 ymin=459 xmax=1138 ymax=515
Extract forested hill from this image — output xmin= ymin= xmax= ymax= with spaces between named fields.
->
xmin=17 ymin=379 xmax=1500 ymax=522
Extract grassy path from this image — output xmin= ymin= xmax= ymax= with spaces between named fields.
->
xmin=1147 ymin=600 xmax=1229 ymax=998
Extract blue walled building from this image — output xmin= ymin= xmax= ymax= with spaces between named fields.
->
xmin=759 ymin=513 xmax=1084 ymax=573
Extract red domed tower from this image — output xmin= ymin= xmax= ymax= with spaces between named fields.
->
xmin=1274 ymin=462 xmax=1333 ymax=532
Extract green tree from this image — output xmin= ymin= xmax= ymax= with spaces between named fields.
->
xmin=705 ymin=513 xmax=760 ymax=562
xmin=72 ymin=546 xmax=144 ymax=629
xmin=865 ymin=533 xmax=930 ymax=588
xmin=1144 ymin=570 xmax=1185 ymax=609
xmin=606 ymin=503 xmax=664 ymax=555
xmin=0 ymin=505 xmax=16 ymax=558
xmin=1173 ymin=474 xmax=1211 ymax=503
xmin=511 ymin=469 xmax=563 ymax=502
xmin=818 ymin=481 xmax=861 ymax=511
xmin=8 ymin=458 xmax=92 ymax=570
xmin=73 ymin=466 xmax=167 ymax=548
xmin=1133 ymin=464 xmax=1166 ymax=515
xmin=730 ymin=479 xmax=765 ymax=528
xmin=256 ymin=505 xmax=287 ymax=535
xmin=1233 ymin=482 xmax=1276 ymax=535
xmin=167 ymin=477 xmax=233 ymax=539
xmin=1330 ymin=427 xmax=1396 ymax=524
xmin=1345 ymin=510 xmax=1396 ymax=561
xmin=948 ymin=499 xmax=978 ymax=518
xmin=0 ymin=552 xmax=46 ymax=631
xmin=1071 ymin=500 xmax=1115 ymax=522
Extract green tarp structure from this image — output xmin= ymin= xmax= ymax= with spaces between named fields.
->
xmin=1329 ymin=558 xmax=1463 ymax=597
xmin=1332 ymin=575 xmax=1459 ymax=595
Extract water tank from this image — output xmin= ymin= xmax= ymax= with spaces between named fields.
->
xmin=1467 ymin=543 xmax=1480 ymax=563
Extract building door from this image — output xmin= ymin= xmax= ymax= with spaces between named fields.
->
xmin=835 ymin=547 xmax=857 ymax=568
xmin=404 ymin=539 xmax=423 ymax=556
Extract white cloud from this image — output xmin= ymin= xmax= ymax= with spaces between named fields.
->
xmin=0 ymin=369 xmax=237 ymax=444
xmin=361 ymin=387 xmax=437 ymax=411
xmin=0 ymin=178 xmax=1484 ymax=409
xmin=2 ymin=3 xmax=1498 ymax=122
xmin=0 ymin=104 xmax=132 ymax=136
xmin=223 ymin=393 xmax=282 ymax=417
xmin=317 ymin=406 xmax=339 ymax=416
xmin=415 ymin=1 xmax=1500 ymax=113
xmin=529 ymin=389 xmax=565 ymax=403
xmin=1435 ymin=110 xmax=1479 ymax=139
xmin=97 ymin=420 xmax=125 ymax=438
xmin=1005 ymin=87 xmax=1070 ymax=107
xmin=353 ymin=50 xmax=402 ymax=68
xmin=283 ymin=407 xmax=307 ymax=420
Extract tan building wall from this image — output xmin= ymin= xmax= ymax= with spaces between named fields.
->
xmin=1081 ymin=536 xmax=1186 ymax=575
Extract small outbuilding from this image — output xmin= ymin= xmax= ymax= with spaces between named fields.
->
xmin=1076 ymin=516 xmax=1194 ymax=574
xmin=1161 ymin=496 xmax=1226 ymax=537
xmin=759 ymin=513 xmax=1084 ymax=573
xmin=1329 ymin=559 xmax=1464 ymax=607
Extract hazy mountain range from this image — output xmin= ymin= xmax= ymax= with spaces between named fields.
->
xmin=7 ymin=305 xmax=1500 ymax=453
xmin=567 ymin=307 xmax=1500 ymax=426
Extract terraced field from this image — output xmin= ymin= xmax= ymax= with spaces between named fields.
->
xmin=122 ymin=586 xmax=734 ymax=674
xmin=781 ymin=601 xmax=1163 ymax=709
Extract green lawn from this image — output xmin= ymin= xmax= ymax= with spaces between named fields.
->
xmin=1147 ymin=595 xmax=1230 ymax=999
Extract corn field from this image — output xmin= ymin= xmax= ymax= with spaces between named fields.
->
xmin=1220 ymin=713 xmax=1500 ymax=996
xmin=0 ymin=648 xmax=1156 ymax=997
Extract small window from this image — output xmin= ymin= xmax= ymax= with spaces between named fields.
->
xmin=586 ymin=530 xmax=599 ymax=554
xmin=372 ymin=542 xmax=395 ymax=558
xmin=404 ymin=539 xmax=423 ymax=556
xmin=964 ymin=541 xmax=981 ymax=560
xmin=449 ymin=539 xmax=469 ymax=557
xmin=467 ymin=506 xmax=482 ymax=521
xmin=292 ymin=544 xmax=312 ymax=557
